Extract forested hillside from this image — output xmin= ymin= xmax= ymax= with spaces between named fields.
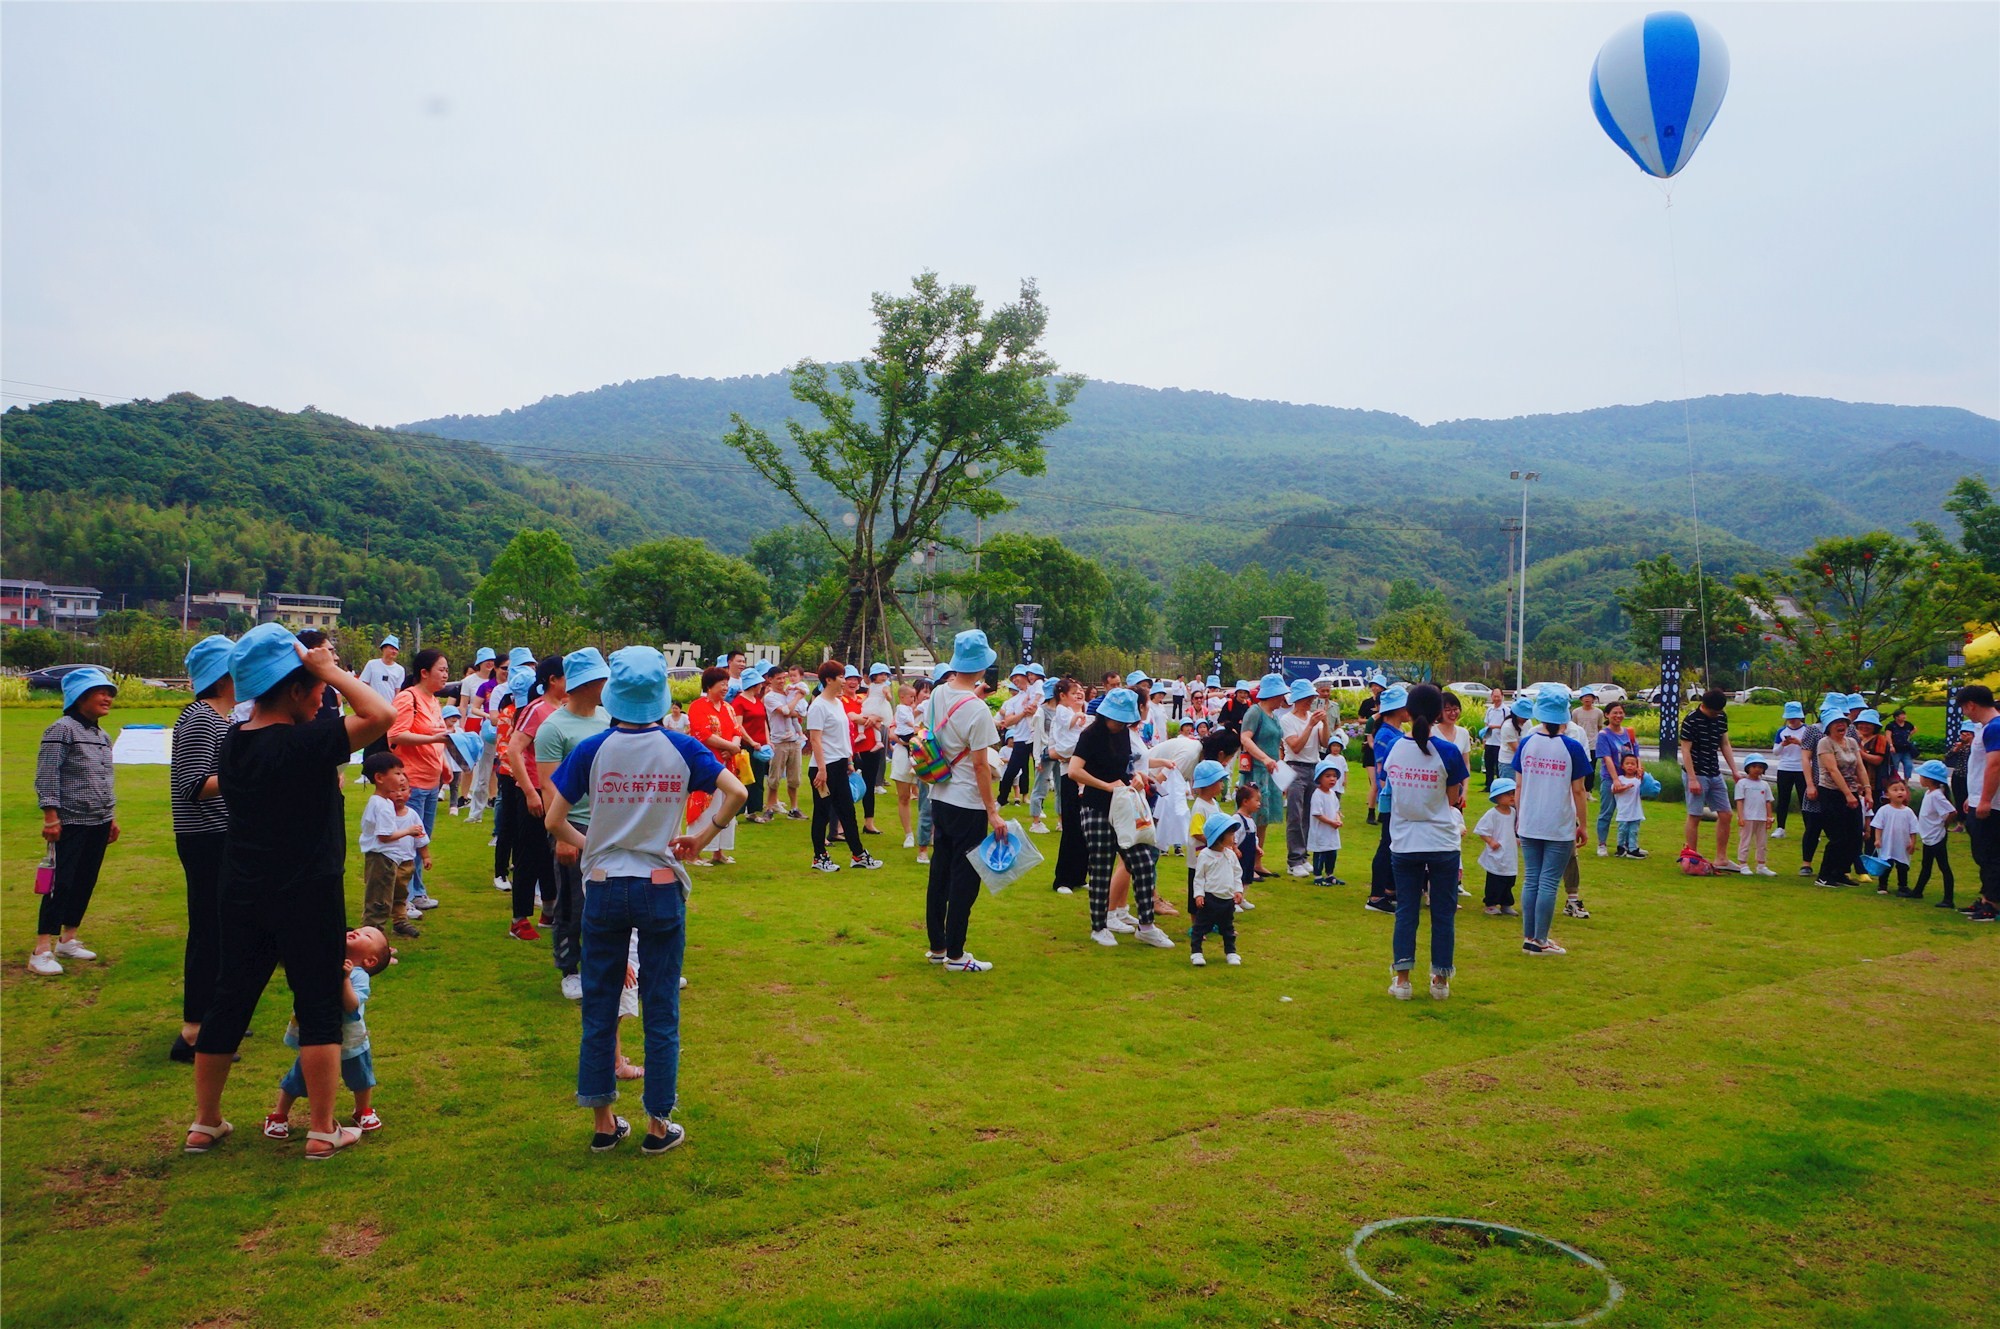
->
xmin=1 ymin=395 xmax=659 ymax=620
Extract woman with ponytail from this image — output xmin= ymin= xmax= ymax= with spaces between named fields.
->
xmin=1379 ymin=683 xmax=1470 ymax=1000
xmin=1510 ymin=686 xmax=1591 ymax=956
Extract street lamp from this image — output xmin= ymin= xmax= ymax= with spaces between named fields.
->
xmin=1509 ymin=470 xmax=1540 ymax=692
xmin=1947 ymin=639 xmax=1968 ymax=745
xmin=1014 ymin=602 xmax=1041 ymax=667
xmin=1262 ymin=615 xmax=1292 ymax=678
xmin=1210 ymin=625 xmax=1228 ymax=682
xmin=1650 ymin=607 xmax=1690 ymax=766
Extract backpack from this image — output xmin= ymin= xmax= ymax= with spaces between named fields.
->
xmin=908 ymin=693 xmax=979 ymax=785
xmin=1678 ymin=846 xmax=1715 ymax=877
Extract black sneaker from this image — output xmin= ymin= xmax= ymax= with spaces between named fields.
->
xmin=1971 ymin=903 xmax=1998 ymax=923
xmin=1627 ymin=848 xmax=1648 ymax=859
xmin=1894 ymin=887 xmax=1917 ymax=898
xmin=640 ymin=1121 xmax=687 ymax=1155
xmin=590 ymin=1116 xmax=631 ymax=1152
xmin=1797 ymin=864 xmax=1815 ymax=877
xmin=1612 ymin=845 xmax=1628 ymax=857
xmin=1364 ymin=898 xmax=1396 ymax=914
xmin=168 ymin=1035 xmax=196 ymax=1064
xmin=1934 ymin=898 xmax=1957 ymax=910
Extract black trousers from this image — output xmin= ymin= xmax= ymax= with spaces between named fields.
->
xmin=855 ymin=748 xmax=884 ymax=820
xmin=549 ymin=823 xmax=585 ymax=975
xmin=507 ymin=781 xmax=553 ymax=921
xmin=746 ymin=750 xmax=770 ymax=816
xmin=177 ymin=831 xmax=227 ymax=1024
xmin=1483 ymin=871 xmax=1516 ymax=908
xmin=1800 ymin=804 xmax=1824 ymax=865
xmin=927 ymin=802 xmax=987 ymax=958
xmin=1774 ymin=770 xmax=1806 ymax=828
xmin=195 ymin=873 xmax=347 ymax=1053
xmin=997 ymin=742 xmax=1033 ymax=805
xmin=1052 ymin=777 xmax=1088 ymax=889
xmin=1483 ymin=745 xmax=1499 ymax=792
xmin=39 ymin=819 xmax=111 ymax=935
xmin=1190 ymin=895 xmax=1237 ymax=953
xmin=1968 ymin=813 xmax=2000 ymax=905
xmin=1369 ymin=812 xmax=1395 ymax=902
xmin=812 ymin=758 xmax=865 ymax=858
xmin=494 ymin=775 xmax=517 ymax=881
xmin=1914 ymin=841 xmax=1954 ymax=898
xmin=1818 ymin=800 xmax=1864 ymax=881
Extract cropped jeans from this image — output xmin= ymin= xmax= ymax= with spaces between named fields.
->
xmin=406 ymin=784 xmax=440 ymax=900
xmin=1390 ymin=849 xmax=1458 ymax=977
xmin=1519 ymin=836 xmax=1575 ymax=944
xmin=576 ymin=874 xmax=687 ymax=1123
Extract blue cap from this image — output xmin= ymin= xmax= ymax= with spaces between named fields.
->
xmin=1917 ymin=759 xmax=1951 ymax=784
xmin=1124 ymin=668 xmax=1152 ymax=688
xmin=870 ymin=662 xmax=892 ymax=677
xmin=1379 ymin=683 xmax=1410 ymax=712
xmin=1510 ymin=695 xmax=1533 ymax=718
xmin=1820 ymin=692 xmax=1845 ymax=711
xmin=931 ymin=662 xmax=952 ymax=683
xmin=507 ymin=662 xmax=536 ymax=707
xmin=949 ymin=629 xmax=997 ymax=675
xmin=508 ymin=647 xmax=535 ymax=669
xmin=1844 ymin=693 xmax=1866 ymax=711
xmin=1097 ymin=687 xmax=1141 ymax=724
xmin=1235 ymin=679 xmax=1254 ymax=694
xmin=1206 ymin=675 xmax=1221 ymax=688
xmin=1742 ymin=753 xmax=1770 ymax=771
xmin=184 ymin=634 xmax=235 ymax=696
xmin=60 ymin=665 xmax=118 ymax=710
xmin=1782 ymin=701 xmax=1804 ymax=719
xmin=442 ymin=705 xmax=461 ymax=719
xmin=843 ymin=664 xmax=862 ymax=680
xmin=1044 ymin=679 xmax=1060 ymax=700
xmin=1192 ymin=759 xmax=1228 ymax=787
xmin=716 ymin=653 xmax=730 ymax=667
xmin=1009 ymin=661 xmax=1031 ymax=678
xmin=474 ymin=646 xmax=496 ymax=666
xmin=379 ymin=634 xmax=400 ymax=650
xmin=1256 ymin=673 xmax=1288 ymax=701
xmin=1151 ymin=682 xmax=1170 ymax=696
xmin=1027 ymin=662 xmax=1047 ymax=678
xmin=563 ymin=646 xmax=610 ymax=690
xmin=740 ymin=664 xmax=766 ymax=685
xmin=1287 ymin=678 xmax=1315 ymax=704
xmin=1367 ymin=670 xmax=1388 ymax=687
xmin=230 ymin=623 xmax=303 ymax=701
xmin=1533 ymin=685 xmax=1572 ymax=726
xmin=604 ymin=646 xmax=668 ymax=724
xmin=1819 ymin=705 xmax=1847 ymax=726
xmin=1313 ymin=755 xmax=1342 ymax=779
xmin=1856 ymin=709 xmax=1882 ymax=727
xmin=1203 ymin=813 xmax=1242 ymax=845
xmin=1488 ymin=778 xmax=1518 ymax=800
xmin=1327 ymin=730 xmax=1348 ymax=748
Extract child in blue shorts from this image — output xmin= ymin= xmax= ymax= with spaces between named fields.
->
xmin=264 ymin=925 xmax=391 ymax=1138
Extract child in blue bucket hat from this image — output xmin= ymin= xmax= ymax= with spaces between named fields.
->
xmin=1910 ymin=760 xmax=1958 ymax=907
xmin=30 ymin=667 xmax=122 ymax=977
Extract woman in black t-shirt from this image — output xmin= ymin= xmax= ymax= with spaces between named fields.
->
xmin=1066 ymin=689 xmax=1173 ymax=951
xmin=184 ymin=625 xmax=393 ymax=1162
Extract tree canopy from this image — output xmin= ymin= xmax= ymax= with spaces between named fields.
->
xmin=593 ymin=537 xmax=769 ymax=650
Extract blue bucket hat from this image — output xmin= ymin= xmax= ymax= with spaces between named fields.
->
xmin=563 ymin=646 xmax=610 ymax=690
xmin=1328 ymin=730 xmax=1348 ymax=748
xmin=1819 ymin=691 xmax=1845 ymax=712
xmin=1782 ymin=701 xmax=1804 ymax=720
xmin=1027 ymin=662 xmax=1047 ymax=678
xmin=1856 ymin=709 xmax=1882 ymax=727
xmin=843 ymin=664 xmax=862 ymax=680
xmin=605 ymin=646 xmax=668 ymax=725
xmin=60 ymin=665 xmax=118 ymax=710
xmin=474 ymin=646 xmax=497 ymax=666
xmin=1097 ymin=687 xmax=1142 ymax=724
xmin=1192 ymin=759 xmax=1228 ymax=787
xmin=1313 ymin=755 xmax=1343 ymax=779
xmin=1742 ymin=753 xmax=1770 ymax=772
xmin=1510 ymin=695 xmax=1534 ymax=719
xmin=1844 ymin=693 xmax=1866 ymax=711
xmin=930 ymin=662 xmax=952 ymax=683
xmin=1124 ymin=668 xmax=1152 ymax=689
xmin=379 ymin=634 xmax=400 ymax=650
xmin=1043 ymin=679 xmax=1060 ymax=701
xmin=1916 ymin=759 xmax=1951 ymax=784
xmin=1286 ymin=678 xmax=1315 ymax=704
xmin=1533 ymin=685 xmax=1573 ymax=726
xmin=1818 ymin=705 xmax=1847 ymax=727
xmin=230 ymin=623 xmax=303 ymax=701
xmin=507 ymin=662 xmax=536 ymax=707
xmin=1203 ymin=813 xmax=1242 ymax=846
xmin=184 ymin=634 xmax=235 ymax=696
xmin=1205 ymin=674 xmax=1221 ymax=688
xmin=741 ymin=663 xmax=767 ymax=685
xmin=1009 ymin=661 xmax=1030 ymax=679
xmin=508 ymin=646 xmax=535 ymax=669
xmin=1233 ymin=679 xmax=1254 ymax=694
xmin=716 ymin=653 xmax=730 ymax=667
xmin=870 ymin=662 xmax=892 ymax=678
xmin=1256 ymin=673 xmax=1288 ymax=701
xmin=1378 ymin=683 xmax=1410 ymax=712
xmin=442 ymin=705 xmax=461 ymax=719
xmin=949 ymin=629 xmax=997 ymax=675
xmin=1366 ymin=670 xmax=1388 ymax=687
xmin=1488 ymin=777 xmax=1518 ymax=800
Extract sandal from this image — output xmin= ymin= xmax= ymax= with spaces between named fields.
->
xmin=304 ymin=1125 xmax=363 ymax=1160
xmin=614 ymin=1059 xmax=645 ymax=1081
xmin=184 ymin=1119 xmax=234 ymax=1154
xmin=354 ymin=1109 xmax=383 ymax=1132
xmin=262 ymin=1112 xmax=290 ymax=1139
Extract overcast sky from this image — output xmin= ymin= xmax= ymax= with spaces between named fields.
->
xmin=4 ymin=3 xmax=1995 ymax=428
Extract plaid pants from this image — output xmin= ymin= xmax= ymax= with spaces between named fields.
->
xmin=1080 ymin=805 xmax=1158 ymax=931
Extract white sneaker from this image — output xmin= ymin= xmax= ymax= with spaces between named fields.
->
xmin=914 ymin=853 xmax=929 ymax=865
xmin=561 ymin=974 xmax=583 ymax=1001
xmin=488 ymin=836 xmax=499 ymax=848
xmin=1225 ymin=953 xmax=1242 ymax=966
xmin=1090 ymin=928 xmax=1119 ymax=947
xmin=1388 ymin=977 xmax=1412 ymax=1001
xmin=1106 ymin=912 xmax=1137 ymax=934
xmin=53 ymin=939 xmax=97 ymax=961
xmin=943 ymin=953 xmax=992 ymax=972
xmin=447 ymin=804 xmax=460 ymax=817
xmin=1288 ymin=864 xmax=1313 ymax=878
xmin=410 ymin=894 xmax=438 ymax=911
xmin=1716 ymin=860 xmax=1747 ymax=874
xmin=1770 ymin=827 xmax=1786 ymax=839
xmin=1190 ymin=952 xmax=1206 ymax=966
xmin=1237 ymin=898 xmax=1255 ymax=911
xmin=494 ymin=876 xmax=509 ymax=891
xmin=1595 ymin=844 xmax=1609 ymax=857
xmin=679 ymin=976 xmax=688 ymax=989
xmin=27 ymin=951 xmax=62 ymax=976
xmin=1755 ymin=865 xmax=1778 ymax=876
xmin=1056 ymin=886 xmax=1073 ymax=894
xmin=902 ymin=835 xmax=916 ymax=849
xmin=1430 ymin=975 xmax=1450 ymax=1000
xmin=1029 ymin=821 xmax=1049 ymax=835
xmin=1133 ymin=924 xmax=1175 ymax=949
xmin=468 ymin=811 xmax=484 ymax=824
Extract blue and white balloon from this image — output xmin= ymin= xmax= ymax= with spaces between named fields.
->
xmin=1590 ymin=11 xmax=1730 ymax=179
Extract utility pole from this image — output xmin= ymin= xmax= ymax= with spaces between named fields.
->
xmin=1500 ymin=517 xmax=1519 ymax=675
xmin=181 ymin=557 xmax=191 ymax=632
xmin=1508 ymin=471 xmax=1539 ymax=692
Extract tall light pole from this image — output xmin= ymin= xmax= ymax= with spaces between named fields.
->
xmin=1014 ymin=602 xmax=1041 ymax=668
xmin=1210 ymin=625 xmax=1228 ymax=683
xmin=1509 ymin=471 xmax=1539 ymax=691
xmin=1650 ymin=607 xmax=1690 ymax=765
xmin=1262 ymin=615 xmax=1292 ymax=679
xmin=1946 ymin=640 xmax=1968 ymax=746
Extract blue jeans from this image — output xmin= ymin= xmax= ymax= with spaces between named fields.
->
xmin=406 ymin=784 xmax=440 ymax=899
xmin=576 ymin=874 xmax=687 ymax=1121
xmin=1595 ymin=780 xmax=1617 ymax=847
xmin=1617 ymin=818 xmax=1642 ymax=853
xmin=916 ymin=783 xmax=934 ymax=849
xmin=1390 ymin=850 xmax=1459 ymax=977
xmin=1519 ymin=837 xmax=1574 ymax=943
xmin=1892 ymin=752 xmax=1914 ymax=781
xmin=280 ymin=1048 xmax=375 ymax=1097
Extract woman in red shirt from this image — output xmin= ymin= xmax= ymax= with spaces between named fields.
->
xmin=688 ymin=667 xmax=745 ymax=865
xmin=732 ymin=669 xmax=772 ymax=824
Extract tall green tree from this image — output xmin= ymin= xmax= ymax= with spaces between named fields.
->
xmin=593 ymin=537 xmax=770 ymax=652
xmin=747 ymin=525 xmax=837 ymax=622
xmin=1374 ymin=603 xmax=1477 ymax=681
xmin=1165 ymin=562 xmax=1238 ymax=660
xmin=1940 ymin=474 xmax=2000 ymax=576
xmin=959 ymin=532 xmax=1109 ymax=658
xmin=724 ymin=273 xmax=1082 ymax=662
xmin=1737 ymin=531 xmax=1999 ymax=697
xmin=473 ymin=529 xmax=583 ymax=655
xmin=1615 ymin=553 xmax=1761 ymax=679
xmin=1098 ymin=561 xmax=1162 ymax=653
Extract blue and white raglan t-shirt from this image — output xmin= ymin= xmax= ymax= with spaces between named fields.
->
xmin=1511 ymin=729 xmax=1592 ymax=842
xmin=550 ymin=725 xmax=725 ymax=883
xmin=1382 ymin=734 xmax=1470 ymax=854
xmin=1968 ymin=714 xmax=2000 ymax=814
xmin=1372 ymin=720 xmax=1406 ymax=815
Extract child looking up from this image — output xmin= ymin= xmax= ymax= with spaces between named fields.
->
xmin=1308 ymin=756 xmax=1344 ymax=886
xmin=1910 ymin=760 xmax=1957 ymax=906
xmin=1189 ymin=813 xmax=1245 ymax=967
xmin=1186 ymin=760 xmax=1229 ymax=907
xmin=1735 ymin=755 xmax=1776 ymax=875
xmin=359 ymin=753 xmax=430 ymax=940
xmin=1233 ymin=783 xmax=1263 ymax=908
xmin=264 ymin=926 xmax=393 ymax=1140
xmin=1868 ymin=779 xmax=1919 ymax=896
xmin=1476 ymin=779 xmax=1519 ymax=916
xmin=1613 ymin=754 xmax=1649 ymax=859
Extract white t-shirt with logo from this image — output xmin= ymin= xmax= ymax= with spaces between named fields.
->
xmin=1510 ymin=729 xmax=1591 ymax=842
xmin=359 ymin=658 xmax=404 ymax=703
xmin=1474 ymin=806 xmax=1517 ymax=876
xmin=928 ymin=684 xmax=1003 ymax=811
xmin=1383 ymin=735 xmax=1471 ymax=855
xmin=805 ymin=693 xmax=852 ymax=764
xmin=1736 ymin=777 xmax=1774 ymax=822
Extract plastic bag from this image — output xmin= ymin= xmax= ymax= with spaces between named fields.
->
xmin=965 ymin=820 xmax=1043 ymax=893
xmin=1640 ymin=772 xmax=1662 ymax=797
xmin=1270 ymin=761 xmax=1296 ymax=794
xmin=33 ymin=849 xmax=54 ymax=896
xmin=849 ymin=770 xmax=867 ymax=802
xmin=1858 ymin=853 xmax=1889 ymax=878
xmin=1109 ymin=786 xmax=1157 ymax=849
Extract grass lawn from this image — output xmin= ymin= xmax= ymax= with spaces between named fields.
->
xmin=3 ymin=705 xmax=1995 ymax=1328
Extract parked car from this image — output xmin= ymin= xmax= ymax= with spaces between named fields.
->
xmin=1309 ymin=671 xmax=1371 ymax=690
xmin=1445 ymin=681 xmax=1493 ymax=699
xmin=1732 ymin=686 xmax=1788 ymax=706
xmin=1518 ymin=681 xmax=1570 ymax=700
xmin=1578 ymin=683 xmax=1628 ymax=704
xmin=25 ymin=663 xmax=98 ymax=692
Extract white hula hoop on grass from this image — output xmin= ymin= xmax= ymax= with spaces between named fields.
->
xmin=1344 ymin=1216 xmax=1624 ymax=1327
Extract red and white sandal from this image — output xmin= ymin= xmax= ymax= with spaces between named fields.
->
xmin=262 ymin=1112 xmax=291 ymax=1139
xmin=355 ymin=1109 xmax=383 ymax=1132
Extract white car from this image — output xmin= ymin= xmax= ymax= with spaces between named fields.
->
xmin=1519 ymin=681 xmax=1569 ymax=699
xmin=1445 ymin=681 xmax=1493 ymax=699
xmin=1733 ymin=686 xmax=1788 ymax=706
xmin=1579 ymin=683 xmax=1628 ymax=704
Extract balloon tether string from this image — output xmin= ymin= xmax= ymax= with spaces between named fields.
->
xmin=1663 ymin=188 xmax=1713 ymax=682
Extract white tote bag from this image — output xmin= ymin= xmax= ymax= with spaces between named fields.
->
xmin=1109 ymin=785 xmax=1157 ymax=849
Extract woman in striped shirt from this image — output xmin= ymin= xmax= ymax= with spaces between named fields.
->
xmin=170 ymin=636 xmax=238 ymax=1062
